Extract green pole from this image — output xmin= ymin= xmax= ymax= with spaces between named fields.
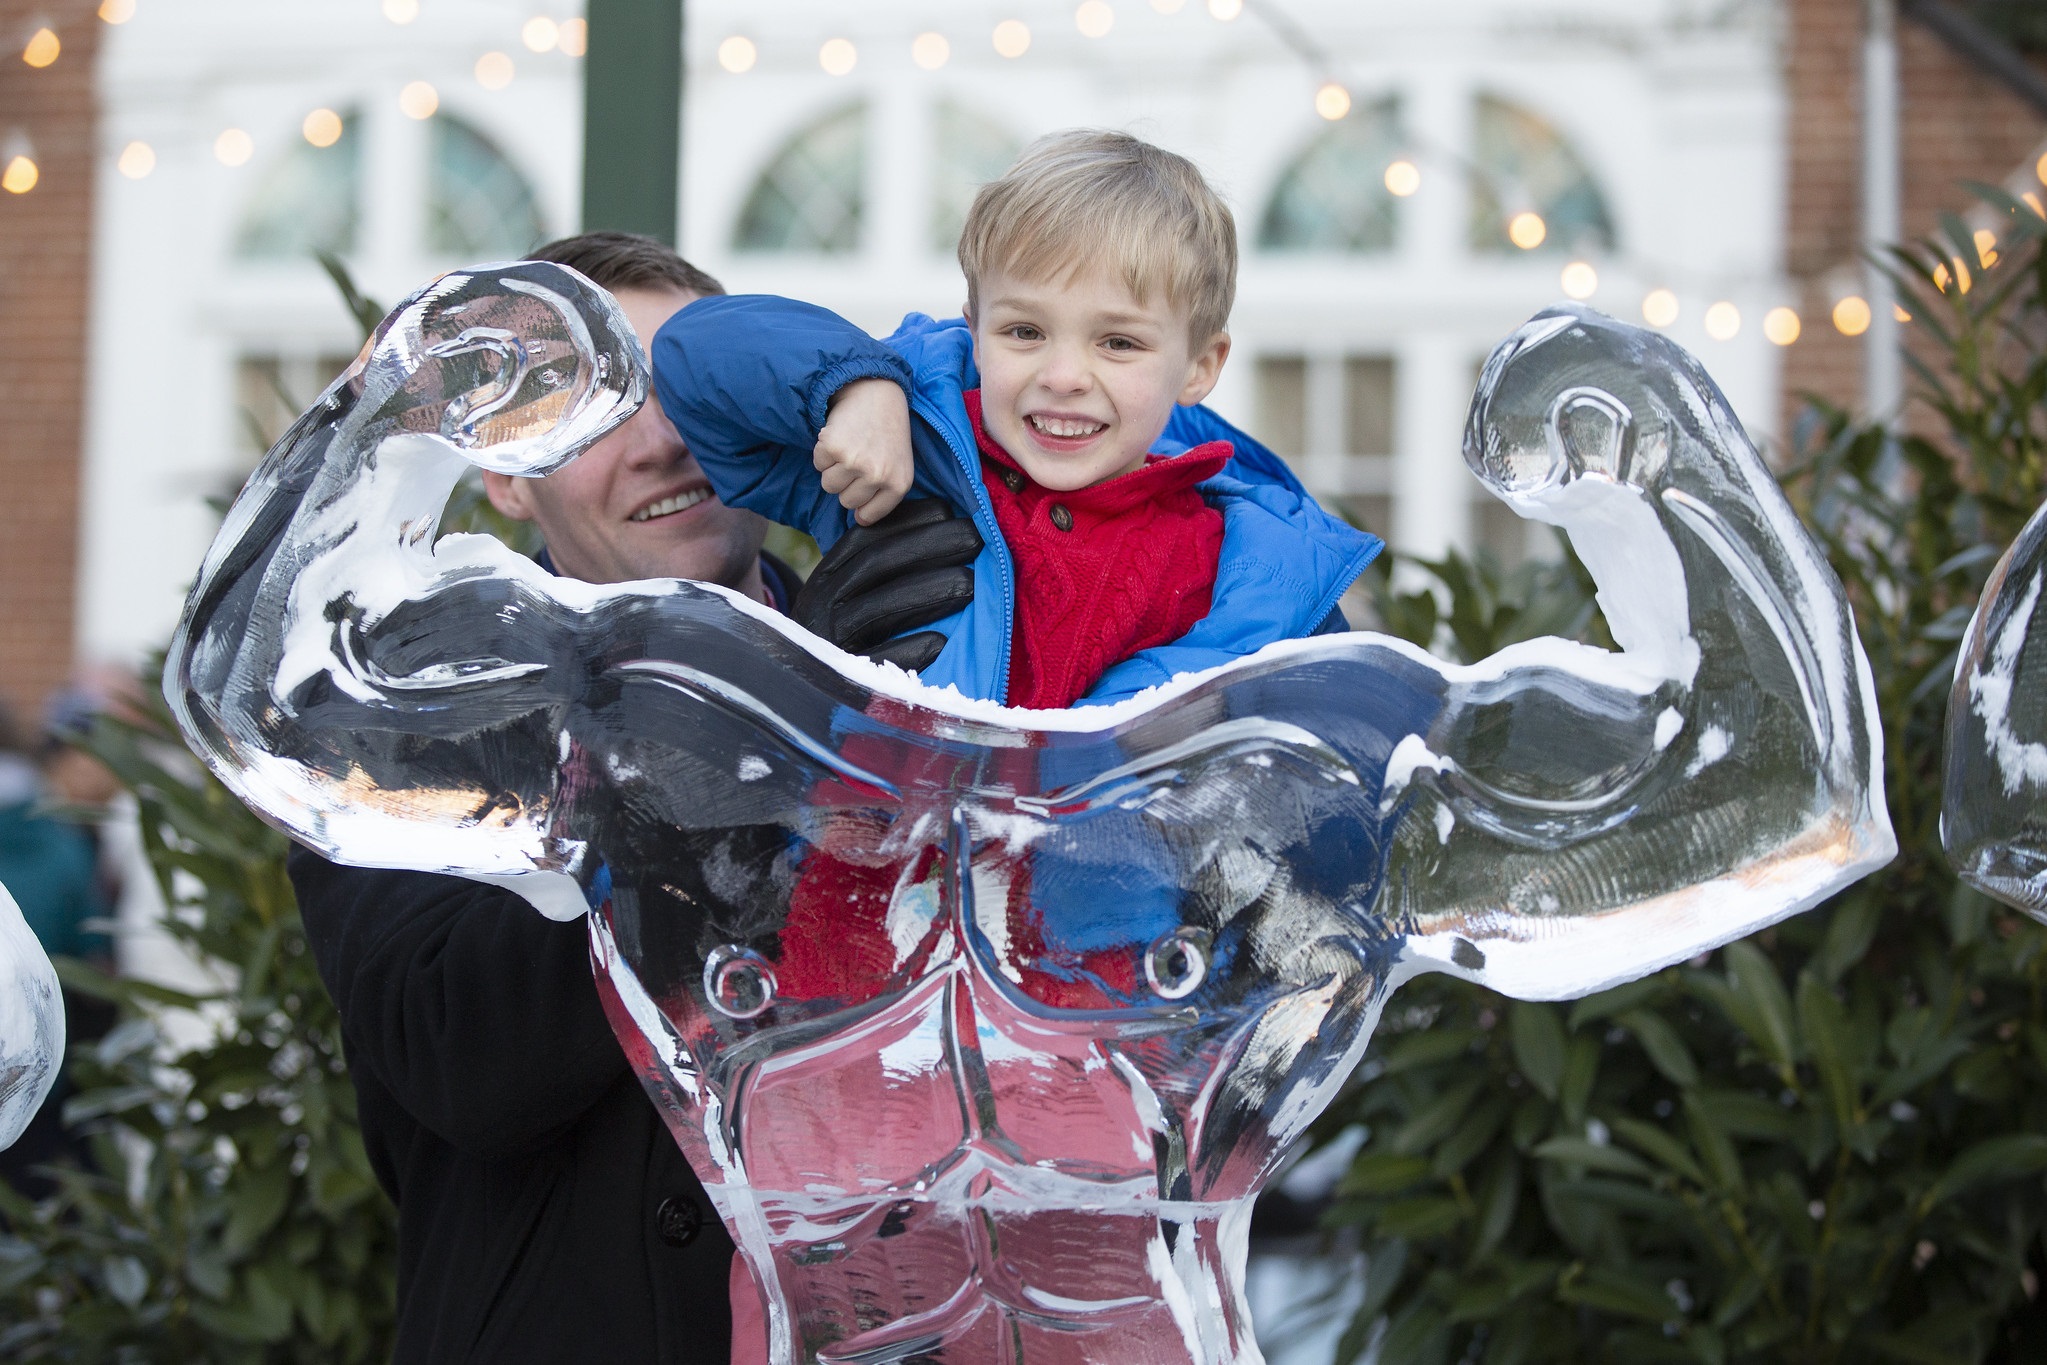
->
xmin=581 ymin=0 xmax=684 ymax=244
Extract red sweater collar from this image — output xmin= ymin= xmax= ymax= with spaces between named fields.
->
xmin=963 ymin=390 xmax=1231 ymax=509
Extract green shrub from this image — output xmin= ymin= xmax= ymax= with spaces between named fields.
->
xmin=1320 ymin=202 xmax=2047 ymax=1364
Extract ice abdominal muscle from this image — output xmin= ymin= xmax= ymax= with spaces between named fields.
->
xmin=165 ymin=270 xmax=1894 ymax=1363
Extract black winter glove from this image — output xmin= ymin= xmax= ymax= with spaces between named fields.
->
xmin=792 ymin=499 xmax=982 ymax=671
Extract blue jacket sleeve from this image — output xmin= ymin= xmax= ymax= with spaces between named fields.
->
xmin=650 ymin=295 xmax=914 ymax=544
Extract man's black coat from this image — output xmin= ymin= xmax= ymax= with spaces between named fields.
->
xmin=290 ymin=849 xmax=736 ymax=1364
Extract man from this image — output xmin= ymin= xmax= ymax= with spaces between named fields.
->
xmin=288 ymin=233 xmax=979 ymax=1364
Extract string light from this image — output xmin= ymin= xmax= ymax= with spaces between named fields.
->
xmin=558 ymin=17 xmax=586 ymax=56
xmin=1894 ymin=303 xmax=1911 ymax=323
xmin=1076 ymin=1 xmax=1114 ymax=38
xmin=301 ymin=107 xmax=344 ymax=148
xmin=819 ymin=38 xmax=857 ymax=75
xmin=116 ymin=140 xmax=154 ymax=178
xmin=1508 ymin=211 xmax=1546 ymax=250
xmin=1383 ymin=159 xmax=1419 ymax=196
xmin=718 ymin=36 xmax=756 ymax=73
xmin=399 ymin=80 xmax=440 ymax=119
xmin=1560 ymin=261 xmax=1597 ymax=299
xmin=1313 ymin=82 xmax=1350 ymax=121
xmin=992 ymin=20 xmax=1030 ymax=57
xmin=381 ymin=0 xmax=417 ymax=23
xmin=1704 ymin=301 xmax=1740 ymax=340
xmin=1763 ymin=307 xmax=1801 ymax=346
xmin=1974 ymin=228 xmax=1998 ymax=269
xmin=911 ymin=32 xmax=949 ymax=69
xmin=1832 ymin=296 xmax=1871 ymax=336
xmin=22 ymin=26 xmax=59 ymax=68
xmin=522 ymin=16 xmax=558 ymax=52
xmin=2 ymin=153 xmax=37 ymax=194
xmin=214 ymin=128 xmax=253 ymax=166
xmin=98 ymin=0 xmax=135 ymax=22
xmin=1642 ymin=289 xmax=1679 ymax=328
xmin=1208 ymin=0 xmax=1243 ymax=18
xmin=2023 ymin=191 xmax=2045 ymax=219
xmin=475 ymin=51 xmax=514 ymax=89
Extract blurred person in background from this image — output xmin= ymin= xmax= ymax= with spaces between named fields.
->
xmin=0 ymin=700 xmax=113 ymax=1196
xmin=286 ymin=232 xmax=982 ymax=1365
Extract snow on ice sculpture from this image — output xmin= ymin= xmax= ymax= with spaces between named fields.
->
xmin=1945 ymin=499 xmax=2047 ymax=915
xmin=164 ymin=263 xmax=1895 ymax=1364
xmin=0 ymin=878 xmax=63 ymax=1151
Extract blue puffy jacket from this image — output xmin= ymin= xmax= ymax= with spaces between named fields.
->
xmin=651 ymin=297 xmax=1382 ymax=706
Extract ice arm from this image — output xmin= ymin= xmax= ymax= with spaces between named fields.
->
xmin=165 ymin=263 xmax=648 ymax=909
xmin=1943 ymin=500 xmax=2047 ymax=916
xmin=1384 ymin=306 xmax=1894 ymax=999
xmin=651 ymin=295 xmax=915 ymax=542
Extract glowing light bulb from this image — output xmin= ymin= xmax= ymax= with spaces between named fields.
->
xmin=557 ymin=17 xmax=586 ymax=55
xmin=475 ymin=51 xmax=514 ymax=89
xmin=1832 ymin=296 xmax=1872 ymax=337
xmin=2024 ymin=191 xmax=2045 ymax=219
xmin=1763 ymin=307 xmax=1801 ymax=346
xmin=1642 ymin=289 xmax=1680 ymax=328
xmin=1313 ymin=83 xmax=1350 ymax=121
xmin=1704 ymin=301 xmax=1740 ymax=340
xmin=381 ymin=0 xmax=417 ymax=22
xmin=818 ymin=38 xmax=856 ymax=75
xmin=522 ymin=16 xmax=558 ymax=52
xmin=1076 ymin=1 xmax=1114 ymax=37
xmin=1975 ymin=228 xmax=1998 ymax=268
xmin=1893 ymin=303 xmax=1912 ymax=323
xmin=98 ymin=0 xmax=135 ymax=22
xmin=399 ymin=81 xmax=439 ymax=119
xmin=992 ymin=20 xmax=1030 ymax=57
xmin=1208 ymin=0 xmax=1243 ymax=18
xmin=1383 ymin=160 xmax=1419 ymax=197
xmin=3 ymin=154 xmax=38 ymax=194
xmin=22 ymin=26 xmax=59 ymax=68
xmin=1560 ymin=261 xmax=1597 ymax=299
xmin=1508 ymin=212 xmax=1547 ymax=250
xmin=911 ymin=32 xmax=949 ymax=69
xmin=717 ymin=36 xmax=756 ymax=73
xmin=302 ymin=108 xmax=344 ymax=148
xmin=214 ymin=128 xmax=253 ymax=167
xmin=116 ymin=140 xmax=154 ymax=178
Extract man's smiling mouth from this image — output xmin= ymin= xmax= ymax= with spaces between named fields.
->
xmin=630 ymin=489 xmax=711 ymax=522
xmin=1027 ymin=414 xmax=1107 ymax=439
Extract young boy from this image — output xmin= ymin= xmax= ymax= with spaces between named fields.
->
xmin=651 ymin=130 xmax=1379 ymax=709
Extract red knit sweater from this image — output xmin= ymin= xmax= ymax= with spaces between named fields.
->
xmin=965 ymin=391 xmax=1230 ymax=709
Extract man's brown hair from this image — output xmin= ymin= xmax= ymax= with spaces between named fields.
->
xmin=531 ymin=231 xmax=726 ymax=298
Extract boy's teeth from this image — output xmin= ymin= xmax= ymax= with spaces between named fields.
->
xmin=631 ymin=489 xmax=710 ymax=522
xmin=1030 ymin=415 xmax=1106 ymax=439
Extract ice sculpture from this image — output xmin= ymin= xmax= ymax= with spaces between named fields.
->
xmin=0 ymin=879 xmax=63 ymax=1152
xmin=1945 ymin=500 xmax=2047 ymax=915
xmin=165 ymin=264 xmax=1894 ymax=1364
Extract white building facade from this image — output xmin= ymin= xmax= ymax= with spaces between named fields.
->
xmin=80 ymin=0 xmax=1788 ymax=668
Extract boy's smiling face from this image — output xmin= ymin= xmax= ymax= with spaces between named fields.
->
xmin=968 ymin=266 xmax=1230 ymax=492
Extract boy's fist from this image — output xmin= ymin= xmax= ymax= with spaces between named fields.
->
xmin=816 ymin=379 xmax=914 ymax=526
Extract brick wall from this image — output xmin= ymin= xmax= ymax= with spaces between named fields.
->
xmin=1784 ymin=0 xmax=2047 ymax=435
xmin=0 ymin=0 xmax=98 ymax=729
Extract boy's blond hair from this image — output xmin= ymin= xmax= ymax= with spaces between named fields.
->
xmin=958 ymin=130 xmax=1237 ymax=343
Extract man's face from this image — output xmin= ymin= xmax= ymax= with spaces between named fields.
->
xmin=967 ymin=265 xmax=1229 ymax=493
xmin=485 ymin=285 xmax=770 ymax=593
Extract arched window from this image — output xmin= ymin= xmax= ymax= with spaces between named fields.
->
xmin=234 ymin=111 xmax=361 ymax=260
xmin=734 ymin=103 xmax=866 ymax=254
xmin=1468 ymin=96 xmax=1616 ymax=255
xmin=1257 ymin=99 xmax=1403 ymax=254
xmin=427 ymin=115 xmax=548 ymax=258
xmin=930 ymin=101 xmax=1021 ymax=253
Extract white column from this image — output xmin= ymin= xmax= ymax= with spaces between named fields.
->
xmin=1392 ymin=335 xmax=1472 ymax=559
xmin=1862 ymin=0 xmax=1902 ymax=421
xmin=870 ymin=75 xmax=927 ymax=281
xmin=1303 ymin=353 xmax=1345 ymax=495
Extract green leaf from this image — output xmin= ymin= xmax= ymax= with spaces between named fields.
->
xmin=1922 ymin=1134 xmax=2047 ymax=1209
xmin=1719 ymin=940 xmax=1800 ymax=1071
xmin=1796 ymin=973 xmax=1860 ymax=1130
xmin=1340 ymin=1152 xmax=1433 ymax=1197
xmin=1532 ymin=1136 xmax=1656 ymax=1180
xmin=1509 ymin=1003 xmax=1566 ymax=1102
xmin=1610 ymin=1116 xmax=1707 ymax=1185
xmin=1618 ymin=1008 xmax=1699 ymax=1087
xmin=222 ymin=1161 xmax=292 ymax=1256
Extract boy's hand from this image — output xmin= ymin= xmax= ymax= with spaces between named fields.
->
xmin=816 ymin=379 xmax=914 ymax=526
